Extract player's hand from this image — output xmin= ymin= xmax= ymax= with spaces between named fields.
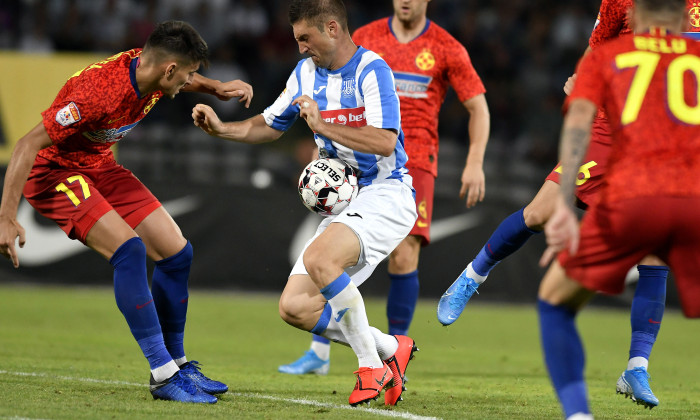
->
xmin=192 ymin=104 xmax=224 ymax=136
xmin=0 ymin=215 xmax=26 ymax=268
xmin=539 ymin=199 xmax=579 ymax=267
xmin=293 ymin=95 xmax=322 ymax=132
xmin=563 ymin=73 xmax=577 ymax=96
xmin=459 ymin=164 xmax=485 ymax=208
xmin=215 ymin=79 xmax=253 ymax=108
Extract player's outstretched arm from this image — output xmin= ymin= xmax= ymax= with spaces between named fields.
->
xmin=192 ymin=104 xmax=282 ymax=144
xmin=0 ymin=123 xmax=53 ymax=268
xmin=185 ymin=73 xmax=253 ymax=108
xmin=459 ymin=93 xmax=490 ymax=208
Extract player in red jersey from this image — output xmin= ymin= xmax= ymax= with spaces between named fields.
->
xmin=278 ymin=0 xmax=490 ymax=380
xmin=0 ymin=21 xmax=252 ymax=403
xmin=438 ymin=0 xmax=700 ymax=408
xmin=537 ymin=1 xmax=700 ymax=417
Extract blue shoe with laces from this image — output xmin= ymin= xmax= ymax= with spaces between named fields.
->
xmin=179 ymin=360 xmax=228 ymax=394
xmin=437 ymin=269 xmax=480 ymax=326
xmin=616 ymin=367 xmax=659 ymax=409
xmin=150 ymin=370 xmax=218 ymax=403
xmin=278 ymin=350 xmax=329 ymax=375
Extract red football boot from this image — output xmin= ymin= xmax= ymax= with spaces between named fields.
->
xmin=383 ymin=335 xmax=418 ymax=405
xmin=348 ymin=363 xmax=392 ymax=406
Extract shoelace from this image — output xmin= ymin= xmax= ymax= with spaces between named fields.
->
xmin=631 ymin=367 xmax=652 ymax=385
xmin=448 ymin=277 xmax=478 ymax=311
xmin=182 ymin=360 xmax=204 ymax=374
xmin=171 ymin=371 xmax=199 ymax=395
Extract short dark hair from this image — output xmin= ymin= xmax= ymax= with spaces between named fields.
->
xmin=144 ymin=20 xmax=209 ymax=68
xmin=289 ymin=0 xmax=348 ymax=32
xmin=635 ymin=0 xmax=685 ymax=14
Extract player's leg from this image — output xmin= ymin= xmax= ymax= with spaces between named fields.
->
xmin=278 ymin=275 xmax=332 ymax=375
xmin=385 ymin=168 xmax=432 ymax=335
xmin=616 ymin=255 xmax=667 ymax=407
xmin=135 ymin=206 xmax=228 ymax=395
xmin=538 ymin=261 xmax=595 ymax=420
xmin=437 ymin=180 xmax=556 ymax=325
xmin=86 ymin=211 xmax=215 ymax=404
xmin=386 ymin=235 xmax=421 ymax=335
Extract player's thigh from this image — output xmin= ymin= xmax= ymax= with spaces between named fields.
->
xmin=538 ymin=261 xmax=595 ymax=310
xmin=134 ymin=206 xmax=187 ymax=261
xmin=523 ymin=180 xmax=560 ymax=230
xmin=85 ymin=210 xmax=138 ymax=260
xmin=304 ymin=222 xmax=362 ymax=283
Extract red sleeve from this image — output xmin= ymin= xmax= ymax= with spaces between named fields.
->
xmin=445 ymin=36 xmax=485 ymax=102
xmin=41 ymin=78 xmax=105 ymax=146
xmin=566 ymin=49 xmax=606 ymax=112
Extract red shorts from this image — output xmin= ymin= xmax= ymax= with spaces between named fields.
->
xmin=559 ymin=196 xmax=700 ymax=318
xmin=546 ymin=122 xmax=612 ymax=208
xmin=408 ymin=167 xmax=435 ymax=245
xmin=23 ymin=156 xmax=161 ymax=242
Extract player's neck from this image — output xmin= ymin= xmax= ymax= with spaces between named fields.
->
xmin=391 ymin=14 xmax=427 ymax=43
xmin=134 ymin=56 xmax=160 ymax=97
xmin=328 ymin=38 xmax=358 ymax=71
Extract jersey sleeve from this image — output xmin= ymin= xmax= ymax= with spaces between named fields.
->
xmin=261 ymin=63 xmax=302 ymax=131
xmin=41 ymin=78 xmax=106 ymax=145
xmin=566 ymin=50 xmax=606 ymax=111
xmin=589 ymin=0 xmax=630 ymax=48
xmin=445 ymin=37 xmax=486 ymax=102
xmin=358 ymin=60 xmax=401 ymax=132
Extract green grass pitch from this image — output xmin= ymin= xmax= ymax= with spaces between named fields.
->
xmin=1 ymin=283 xmax=699 ymax=419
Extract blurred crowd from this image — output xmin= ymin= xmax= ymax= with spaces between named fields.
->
xmin=0 ymin=0 xmax=600 ymax=191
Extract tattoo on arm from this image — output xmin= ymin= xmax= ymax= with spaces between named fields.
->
xmin=559 ymin=127 xmax=590 ymax=208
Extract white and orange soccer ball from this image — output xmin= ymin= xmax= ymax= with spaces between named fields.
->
xmin=298 ymin=158 xmax=358 ymax=216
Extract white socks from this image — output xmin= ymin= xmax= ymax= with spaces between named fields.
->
xmin=466 ymin=262 xmax=488 ymax=284
xmin=627 ymin=356 xmax=649 ymax=370
xmin=311 ymin=340 xmax=330 ymax=360
xmin=152 ymin=359 xmax=179 ymax=383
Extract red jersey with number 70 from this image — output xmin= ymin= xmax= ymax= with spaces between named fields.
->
xmin=568 ymin=30 xmax=700 ymax=203
xmin=352 ymin=18 xmax=485 ymax=177
xmin=40 ymin=49 xmax=162 ymax=169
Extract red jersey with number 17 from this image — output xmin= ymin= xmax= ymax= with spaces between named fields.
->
xmin=353 ymin=18 xmax=485 ymax=177
xmin=569 ymin=30 xmax=700 ymax=203
xmin=40 ymin=49 xmax=162 ymax=169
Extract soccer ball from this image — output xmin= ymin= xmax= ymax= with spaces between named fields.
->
xmin=298 ymin=158 xmax=358 ymax=216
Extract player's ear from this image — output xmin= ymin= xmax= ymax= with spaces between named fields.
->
xmin=164 ymin=62 xmax=177 ymax=79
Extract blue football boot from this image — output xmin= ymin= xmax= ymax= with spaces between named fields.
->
xmin=150 ymin=370 xmax=217 ymax=403
xmin=278 ymin=350 xmax=329 ymax=375
xmin=179 ymin=360 xmax=228 ymax=394
xmin=437 ymin=269 xmax=480 ymax=326
xmin=616 ymin=367 xmax=659 ymax=409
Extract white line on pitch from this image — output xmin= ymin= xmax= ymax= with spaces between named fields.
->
xmin=0 ymin=370 xmax=440 ymax=420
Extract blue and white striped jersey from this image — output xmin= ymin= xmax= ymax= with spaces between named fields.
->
xmin=262 ymin=47 xmax=411 ymax=187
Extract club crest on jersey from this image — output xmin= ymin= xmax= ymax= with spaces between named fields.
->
xmin=690 ymin=3 xmax=700 ymax=28
xmin=55 ymin=102 xmax=81 ymax=127
xmin=341 ymin=78 xmax=355 ymax=97
xmin=415 ymin=49 xmax=435 ymax=71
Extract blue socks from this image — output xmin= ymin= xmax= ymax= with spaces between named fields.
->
xmin=472 ymin=208 xmax=539 ymax=276
xmin=110 ymin=237 xmax=171 ymax=370
xmin=386 ymin=270 xmax=419 ymax=335
xmin=629 ymin=265 xmax=668 ymax=361
xmin=538 ymin=299 xmax=590 ymax=418
xmin=151 ymin=241 xmax=193 ymax=361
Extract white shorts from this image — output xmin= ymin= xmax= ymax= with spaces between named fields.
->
xmin=290 ymin=181 xmax=417 ymax=287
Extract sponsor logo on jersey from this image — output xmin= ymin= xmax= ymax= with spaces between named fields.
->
xmin=415 ymin=49 xmax=435 ymax=71
xmin=55 ymin=102 xmax=81 ymax=127
xmin=320 ymin=107 xmax=366 ymax=127
xmin=82 ymin=121 xmax=140 ymax=143
xmin=393 ymin=72 xmax=432 ymax=99
xmin=341 ymin=78 xmax=355 ymax=97
xmin=690 ymin=4 xmax=700 ymax=28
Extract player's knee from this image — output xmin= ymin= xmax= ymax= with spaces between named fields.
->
xmin=278 ymin=294 xmax=303 ymax=327
xmin=523 ymin=204 xmax=549 ymax=231
xmin=388 ymin=247 xmax=419 ymax=273
xmin=302 ymin=246 xmax=333 ymax=280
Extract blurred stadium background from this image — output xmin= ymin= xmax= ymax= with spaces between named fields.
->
xmin=0 ymin=0 xmax=680 ymax=309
